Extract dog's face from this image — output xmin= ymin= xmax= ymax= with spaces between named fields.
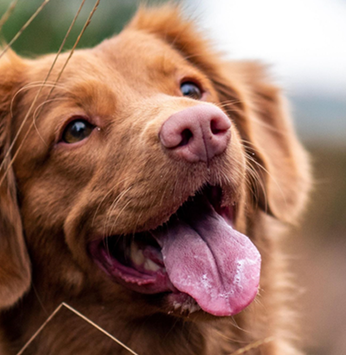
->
xmin=0 ymin=5 xmax=310 ymax=327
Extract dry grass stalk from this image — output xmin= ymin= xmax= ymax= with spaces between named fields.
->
xmin=0 ymin=0 xmax=51 ymax=60
xmin=230 ymin=336 xmax=275 ymax=355
xmin=0 ymin=0 xmax=18 ymax=31
xmin=16 ymin=301 xmax=273 ymax=355
xmin=16 ymin=302 xmax=139 ymax=355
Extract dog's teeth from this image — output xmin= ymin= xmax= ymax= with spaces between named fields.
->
xmin=143 ymin=259 xmax=161 ymax=272
xmin=172 ymin=300 xmax=200 ymax=314
xmin=130 ymin=242 xmax=145 ymax=266
xmin=130 ymin=242 xmax=161 ymax=271
xmin=173 ymin=301 xmax=182 ymax=310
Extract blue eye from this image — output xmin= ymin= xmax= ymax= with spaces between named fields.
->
xmin=62 ymin=119 xmax=95 ymax=144
xmin=180 ymin=82 xmax=203 ymax=100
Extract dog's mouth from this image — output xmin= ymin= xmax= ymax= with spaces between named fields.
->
xmin=89 ymin=185 xmax=261 ymax=317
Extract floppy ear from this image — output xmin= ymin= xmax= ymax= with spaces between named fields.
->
xmin=0 ymin=49 xmax=31 ymax=309
xmin=128 ymin=5 xmax=311 ymax=223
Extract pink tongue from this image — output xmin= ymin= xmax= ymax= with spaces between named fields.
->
xmin=156 ymin=200 xmax=261 ymax=316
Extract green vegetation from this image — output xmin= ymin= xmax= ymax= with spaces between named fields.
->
xmin=0 ymin=0 xmax=168 ymax=56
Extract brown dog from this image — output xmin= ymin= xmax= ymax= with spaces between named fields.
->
xmin=0 ymin=5 xmax=311 ymax=355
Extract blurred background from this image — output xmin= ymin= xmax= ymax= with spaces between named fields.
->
xmin=1 ymin=0 xmax=345 ymax=354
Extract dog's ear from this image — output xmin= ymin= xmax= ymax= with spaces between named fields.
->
xmin=127 ymin=5 xmax=223 ymax=76
xmin=129 ymin=6 xmax=311 ymax=223
xmin=0 ymin=49 xmax=31 ymax=309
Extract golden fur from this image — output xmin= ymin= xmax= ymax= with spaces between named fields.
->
xmin=0 ymin=5 xmax=311 ymax=355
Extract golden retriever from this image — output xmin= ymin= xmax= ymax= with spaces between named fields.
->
xmin=0 ymin=5 xmax=311 ymax=355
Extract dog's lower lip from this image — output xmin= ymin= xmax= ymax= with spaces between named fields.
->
xmin=89 ymin=236 xmax=177 ymax=294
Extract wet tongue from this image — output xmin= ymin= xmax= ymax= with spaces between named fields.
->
xmin=155 ymin=198 xmax=261 ymax=316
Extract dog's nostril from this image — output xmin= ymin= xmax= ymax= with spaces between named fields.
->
xmin=210 ymin=119 xmax=226 ymax=135
xmin=179 ymin=129 xmax=193 ymax=147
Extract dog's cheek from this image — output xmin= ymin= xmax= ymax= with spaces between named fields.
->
xmin=17 ymin=141 xmax=99 ymax=222
xmin=15 ymin=156 xmax=100 ymax=289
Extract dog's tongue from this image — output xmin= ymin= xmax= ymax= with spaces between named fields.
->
xmin=155 ymin=198 xmax=261 ymax=316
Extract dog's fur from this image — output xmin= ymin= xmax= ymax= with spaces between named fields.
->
xmin=0 ymin=5 xmax=311 ymax=355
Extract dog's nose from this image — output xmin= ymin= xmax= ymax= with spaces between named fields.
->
xmin=159 ymin=105 xmax=231 ymax=163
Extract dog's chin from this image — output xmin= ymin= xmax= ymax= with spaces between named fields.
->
xmin=89 ymin=185 xmax=261 ymax=318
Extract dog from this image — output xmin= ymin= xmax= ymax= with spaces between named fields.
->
xmin=0 ymin=5 xmax=311 ymax=355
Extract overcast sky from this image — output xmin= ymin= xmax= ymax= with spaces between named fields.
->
xmin=185 ymin=0 xmax=346 ymax=99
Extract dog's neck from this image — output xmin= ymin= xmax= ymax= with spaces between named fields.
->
xmin=1 ymin=288 xmax=235 ymax=355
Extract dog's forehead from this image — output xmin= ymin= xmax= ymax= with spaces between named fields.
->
xmin=94 ymin=29 xmax=189 ymax=76
xmin=25 ymin=28 xmax=204 ymax=110
xmin=28 ymin=28 xmax=196 ymax=91
xmin=27 ymin=29 xmax=207 ymax=117
xmin=95 ymin=30 xmax=184 ymax=68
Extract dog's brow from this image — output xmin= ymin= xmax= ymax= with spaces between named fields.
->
xmin=59 ymin=80 xmax=117 ymax=117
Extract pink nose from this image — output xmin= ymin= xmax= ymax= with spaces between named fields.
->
xmin=159 ymin=105 xmax=231 ymax=163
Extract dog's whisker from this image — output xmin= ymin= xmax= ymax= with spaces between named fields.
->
xmin=104 ymin=185 xmax=133 ymax=237
xmin=221 ymin=99 xmax=293 ymax=138
xmin=244 ymin=114 xmax=291 ymax=135
xmin=107 ymin=200 xmax=134 ymax=256
xmin=92 ymin=189 xmax=116 ymax=229
xmin=218 ymin=99 xmax=244 ymax=109
xmin=110 ymin=198 xmax=133 ymax=235
xmin=244 ymin=155 xmax=269 ymax=210
xmin=131 ymin=211 xmax=144 ymax=236
xmin=241 ymin=139 xmax=262 ymax=154
xmin=245 ymin=152 xmax=288 ymax=211
xmin=245 ymin=171 xmax=261 ymax=208
xmin=92 ymin=176 xmax=134 ymax=229
xmin=242 ymin=168 xmax=258 ymax=203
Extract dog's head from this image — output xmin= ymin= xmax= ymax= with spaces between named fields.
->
xmin=0 ymin=6 xmax=310 ymax=319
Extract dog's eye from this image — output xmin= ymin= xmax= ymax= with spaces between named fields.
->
xmin=62 ymin=119 xmax=95 ymax=144
xmin=180 ymin=82 xmax=203 ymax=100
